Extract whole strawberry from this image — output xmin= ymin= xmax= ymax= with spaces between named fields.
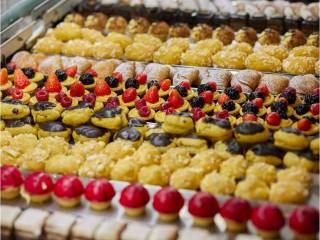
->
xmin=45 ymin=74 xmax=62 ymax=93
xmin=94 ymin=79 xmax=111 ymax=96
xmin=70 ymin=81 xmax=85 ymax=97
xmin=13 ymin=69 xmax=30 ymax=89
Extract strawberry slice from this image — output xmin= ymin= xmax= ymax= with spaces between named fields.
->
xmin=136 ymin=73 xmax=147 ymax=85
xmin=138 ymin=106 xmax=151 ymax=117
xmin=200 ymin=91 xmax=213 ymax=104
xmin=218 ymin=93 xmax=230 ymax=105
xmin=242 ymin=113 xmax=257 ymax=122
xmin=159 ymin=79 xmax=171 ymax=91
xmin=112 ymin=71 xmax=123 ymax=83
xmin=65 ymin=65 xmax=77 ymax=77
xmin=70 ymin=81 xmax=85 ymax=97
xmin=207 ymin=81 xmax=217 ymax=92
xmin=13 ymin=69 xmax=30 ymax=89
xmin=252 ymin=98 xmax=263 ymax=108
xmin=256 ymin=84 xmax=269 ymax=97
xmin=122 ymin=88 xmax=137 ymax=103
xmin=94 ymin=79 xmax=111 ymax=96
xmin=180 ymin=81 xmax=191 ymax=90
xmin=0 ymin=68 xmax=8 ymax=85
xmin=11 ymin=88 xmax=23 ymax=99
xmin=168 ymin=89 xmax=184 ymax=109
xmin=85 ymin=69 xmax=97 ymax=77
xmin=233 ymin=84 xmax=242 ymax=93
xmin=144 ymin=86 xmax=159 ymax=103
xmin=45 ymin=74 xmax=62 ymax=93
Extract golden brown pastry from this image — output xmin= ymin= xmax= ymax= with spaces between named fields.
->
xmin=127 ymin=17 xmax=150 ymax=35
xmin=288 ymin=74 xmax=319 ymax=95
xmin=84 ymin=12 xmax=108 ymax=31
xmin=163 ymin=38 xmax=190 ymax=52
xmin=283 ymin=57 xmax=317 ymax=74
xmin=81 ymin=28 xmax=104 ymax=43
xmin=170 ymin=167 xmax=204 ymax=190
xmin=33 ymin=37 xmax=63 ymax=55
xmin=133 ymin=33 xmax=162 ymax=50
xmin=189 ymin=149 xmax=222 ymax=174
xmin=257 ymin=45 xmax=289 ymax=61
xmin=212 ymin=50 xmax=247 ymax=69
xmin=190 ymin=24 xmax=213 ymax=42
xmin=193 ymin=39 xmax=223 ymax=55
xmin=224 ymin=42 xmax=253 ymax=55
xmin=78 ymin=153 xmax=113 ymax=178
xmin=230 ymin=70 xmax=261 ymax=92
xmin=246 ymin=162 xmax=277 ymax=185
xmin=277 ymin=166 xmax=311 ymax=187
xmin=105 ymin=16 xmax=128 ymax=33
xmin=110 ymin=156 xmax=139 ymax=182
xmin=200 ymin=171 xmax=236 ymax=195
xmin=168 ymin=23 xmax=190 ymax=38
xmin=105 ymin=32 xmax=133 ymax=49
xmin=219 ymin=155 xmax=248 ymax=180
xmin=258 ymin=28 xmax=281 ymax=45
xmin=235 ymin=27 xmax=258 ymax=46
xmin=282 ymin=29 xmax=307 ymax=49
xmin=61 ymin=39 xmax=92 ymax=57
xmin=11 ymin=51 xmax=37 ymax=69
xmin=269 ymin=181 xmax=308 ymax=204
xmin=153 ymin=46 xmax=183 ymax=65
xmin=245 ymin=52 xmax=282 ymax=72
xmin=138 ymin=165 xmax=170 ymax=186
xmin=289 ymin=46 xmax=319 ymax=58
xmin=306 ymin=32 xmax=319 ymax=47
xmin=148 ymin=21 xmax=170 ymax=41
xmin=52 ymin=22 xmax=82 ymax=41
xmin=212 ymin=25 xmax=235 ymax=45
xmin=125 ymin=42 xmax=155 ymax=61
xmin=235 ymin=176 xmax=270 ymax=200
xmin=161 ymin=147 xmax=191 ymax=173
xmin=64 ymin=13 xmax=85 ymax=27
xmin=181 ymin=49 xmax=212 ymax=67
xmin=260 ymin=74 xmax=289 ymax=95
xmin=92 ymin=41 xmax=123 ymax=59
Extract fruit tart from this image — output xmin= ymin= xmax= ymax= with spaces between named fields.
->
xmin=13 ymin=69 xmax=37 ymax=94
xmin=73 ymin=124 xmax=110 ymax=143
xmin=216 ymin=95 xmax=241 ymax=116
xmin=158 ymin=79 xmax=171 ymax=99
xmin=78 ymin=72 xmax=97 ymax=90
xmin=61 ymin=101 xmax=94 ymax=127
xmin=143 ymin=86 xmax=165 ymax=110
xmin=54 ymin=68 xmax=75 ymax=87
xmin=153 ymin=187 xmax=184 ymax=222
xmin=0 ymin=68 xmax=12 ymax=91
xmin=124 ymin=77 xmax=147 ymax=97
xmin=0 ymin=165 xmax=23 ymax=200
xmin=174 ymin=81 xmax=194 ymax=101
xmin=37 ymin=121 xmax=71 ymax=140
xmin=91 ymin=107 xmax=128 ymax=130
xmin=274 ymin=127 xmax=310 ymax=151
xmin=292 ymin=117 xmax=319 ymax=136
xmin=246 ymin=143 xmax=283 ymax=166
xmin=235 ymin=113 xmax=265 ymax=125
xmin=128 ymin=100 xmax=155 ymax=121
xmin=240 ymin=99 xmax=267 ymax=117
xmin=21 ymin=67 xmax=44 ymax=83
xmin=66 ymin=81 xmax=89 ymax=101
xmin=0 ymin=99 xmax=30 ymax=120
xmin=21 ymin=171 xmax=54 ymax=204
xmin=119 ymin=87 xmax=139 ymax=109
xmin=4 ymin=88 xmax=30 ymax=104
xmin=223 ymin=85 xmax=247 ymax=104
xmin=4 ymin=116 xmax=36 ymax=136
xmin=248 ymin=83 xmax=274 ymax=107
xmin=268 ymin=100 xmax=294 ymax=118
xmin=119 ymin=183 xmax=150 ymax=217
xmin=234 ymin=121 xmax=269 ymax=144
xmin=265 ymin=112 xmax=293 ymax=131
xmin=105 ymin=74 xmax=123 ymax=95
xmin=276 ymin=87 xmax=302 ymax=108
xmin=84 ymin=179 xmax=115 ymax=211
xmin=54 ymin=175 xmax=84 ymax=208
xmin=31 ymin=101 xmax=62 ymax=123
xmin=93 ymin=79 xmax=117 ymax=103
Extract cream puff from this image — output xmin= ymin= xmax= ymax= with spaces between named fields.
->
xmin=234 ymin=122 xmax=269 ymax=144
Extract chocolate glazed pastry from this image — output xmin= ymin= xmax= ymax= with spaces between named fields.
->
xmin=114 ymin=127 xmax=141 ymax=141
xmin=32 ymin=102 xmax=56 ymax=111
xmin=5 ymin=116 xmax=34 ymax=128
xmin=204 ymin=117 xmax=231 ymax=129
xmin=74 ymin=125 xmax=105 ymax=138
xmin=235 ymin=122 xmax=265 ymax=135
xmin=250 ymin=143 xmax=283 ymax=158
xmin=281 ymin=127 xmax=303 ymax=135
xmin=128 ymin=118 xmax=146 ymax=127
xmin=223 ymin=139 xmax=243 ymax=154
xmin=38 ymin=121 xmax=67 ymax=132
xmin=149 ymin=133 xmax=172 ymax=147
xmin=93 ymin=107 xmax=122 ymax=118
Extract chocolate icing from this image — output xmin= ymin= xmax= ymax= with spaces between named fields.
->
xmin=2 ymin=99 xmax=22 ymax=105
xmin=294 ymin=150 xmax=316 ymax=161
xmin=66 ymin=101 xmax=91 ymax=110
xmin=5 ymin=116 xmax=33 ymax=128
xmin=128 ymin=118 xmax=146 ymax=127
xmin=32 ymin=102 xmax=56 ymax=111
xmin=250 ymin=143 xmax=283 ymax=158
xmin=181 ymin=134 xmax=204 ymax=140
xmin=75 ymin=125 xmax=106 ymax=138
xmin=93 ymin=107 xmax=122 ymax=118
xmin=223 ymin=139 xmax=243 ymax=154
xmin=171 ymin=112 xmax=192 ymax=118
xmin=115 ymin=127 xmax=141 ymax=141
xmin=235 ymin=122 xmax=265 ymax=134
xmin=39 ymin=121 xmax=67 ymax=132
xmin=204 ymin=117 xmax=231 ymax=129
xmin=281 ymin=127 xmax=303 ymax=135
xmin=149 ymin=133 xmax=172 ymax=147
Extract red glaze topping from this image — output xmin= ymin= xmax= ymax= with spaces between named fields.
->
xmin=160 ymin=102 xmax=170 ymax=111
xmin=243 ymin=113 xmax=257 ymax=122
xmin=55 ymin=91 xmax=67 ymax=103
xmin=13 ymin=69 xmax=30 ymax=89
xmin=208 ymin=81 xmax=217 ymax=92
xmin=310 ymin=103 xmax=320 ymax=116
xmin=122 ymin=88 xmax=137 ymax=103
xmin=11 ymin=88 xmax=23 ymax=100
xmin=139 ymin=105 xmax=151 ymax=117
xmin=168 ymin=89 xmax=184 ymax=109
xmin=144 ymin=86 xmax=160 ymax=103
xmin=94 ymin=79 xmax=111 ymax=96
xmin=84 ymin=179 xmax=115 ymax=203
xmin=60 ymin=95 xmax=72 ymax=108
xmin=220 ymin=198 xmax=252 ymax=223
xmin=83 ymin=93 xmax=96 ymax=106
xmin=136 ymin=73 xmax=147 ymax=85
xmin=0 ymin=165 xmax=23 ymax=190
xmin=188 ymin=192 xmax=219 ymax=218
xmin=200 ymin=91 xmax=214 ymax=104
xmin=36 ymin=89 xmax=49 ymax=101
xmin=192 ymin=107 xmax=205 ymax=121
xmin=215 ymin=110 xmax=229 ymax=119
xmin=54 ymin=175 xmax=84 ymax=199
xmin=289 ymin=206 xmax=319 ymax=235
xmin=218 ymin=93 xmax=230 ymax=105
xmin=180 ymin=81 xmax=191 ymax=90
xmin=252 ymin=98 xmax=263 ymax=108
xmin=153 ymin=187 xmax=184 ymax=214
xmin=45 ymin=74 xmax=62 ymax=93
xmin=256 ymin=84 xmax=269 ymax=97
xmin=119 ymin=183 xmax=150 ymax=208
xmin=266 ymin=112 xmax=281 ymax=126
xmin=0 ymin=68 xmax=8 ymax=85
xmin=65 ymin=65 xmax=77 ymax=77
xmin=159 ymin=79 xmax=171 ymax=91
xmin=251 ymin=204 xmax=285 ymax=231
xmin=135 ymin=99 xmax=147 ymax=109
xmin=70 ymin=81 xmax=85 ymax=97
xmin=297 ymin=118 xmax=311 ymax=131
xmin=105 ymin=97 xmax=120 ymax=108
xmin=24 ymin=172 xmax=54 ymax=195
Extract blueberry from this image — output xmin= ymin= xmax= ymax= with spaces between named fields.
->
xmin=295 ymin=103 xmax=310 ymax=115
xmin=197 ymin=83 xmax=213 ymax=94
xmin=105 ymin=76 xmax=119 ymax=88
xmin=248 ymin=91 xmax=265 ymax=101
xmin=175 ymin=85 xmax=188 ymax=97
xmin=280 ymin=91 xmax=296 ymax=104
xmin=224 ymin=87 xmax=240 ymax=100
xmin=79 ymin=73 xmax=95 ymax=85
xmin=125 ymin=78 xmax=140 ymax=89
xmin=189 ymin=96 xmax=205 ymax=108
xmin=147 ymin=80 xmax=160 ymax=89
xmin=37 ymin=75 xmax=48 ymax=88
xmin=22 ymin=67 xmax=35 ymax=79
xmin=55 ymin=69 xmax=68 ymax=82
xmin=241 ymin=102 xmax=258 ymax=114
xmin=222 ymin=100 xmax=236 ymax=111
xmin=304 ymin=93 xmax=319 ymax=105
xmin=271 ymin=102 xmax=287 ymax=113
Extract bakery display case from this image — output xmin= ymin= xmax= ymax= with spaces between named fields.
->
xmin=0 ymin=0 xmax=319 ymax=240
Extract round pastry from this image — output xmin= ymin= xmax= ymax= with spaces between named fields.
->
xmin=257 ymin=28 xmax=281 ymax=45
xmin=37 ymin=121 xmax=71 ymax=140
xmin=306 ymin=32 xmax=319 ymax=47
xmin=289 ymin=74 xmax=318 ymax=96
xmin=31 ymin=101 xmax=62 ymax=123
xmin=200 ymin=171 xmax=236 ymax=195
xmin=52 ymin=22 xmax=82 ymax=41
xmin=225 ymin=42 xmax=253 ymax=55
xmin=214 ymin=139 xmax=244 ymax=160
xmin=127 ymin=17 xmax=150 ymax=35
xmin=257 ymin=45 xmax=289 ymax=61
xmin=196 ymin=117 xmax=232 ymax=141
xmin=170 ymin=167 xmax=204 ymax=190
xmin=153 ymin=45 xmax=183 ymax=65
xmin=0 ymin=99 xmax=30 ymax=120
xmin=160 ymin=147 xmax=191 ymax=173
xmin=245 ymin=52 xmax=282 ymax=72
xmin=148 ymin=21 xmax=169 ymax=41
xmin=283 ymin=56 xmax=316 ymax=74
xmin=234 ymin=122 xmax=269 ymax=144
xmin=274 ymin=128 xmax=309 ymax=151
xmin=235 ymin=27 xmax=258 ymax=46
xmin=240 ymin=101 xmax=266 ymax=117
xmin=105 ymin=16 xmax=127 ymax=33
xmin=128 ymin=118 xmax=147 ymax=136
xmin=190 ymin=24 xmax=212 ymax=42
xmin=152 ymin=187 xmax=184 ymax=222
xmin=78 ymin=72 xmax=97 ymax=90
xmin=188 ymin=192 xmax=219 ymax=227
xmin=164 ymin=37 xmax=190 ymax=51
xmin=282 ymin=29 xmax=307 ymax=49
xmin=246 ymin=143 xmax=283 ymax=166
xmin=4 ymin=87 xmax=31 ymax=104
xmin=21 ymin=172 xmax=54 ymax=203
xmin=84 ymin=12 xmax=107 ymax=31
xmin=269 ymin=180 xmax=308 ymax=204
xmin=4 ymin=116 xmax=36 ymax=136
xmin=292 ymin=118 xmax=319 ymax=136
xmin=62 ymin=39 xmax=93 ymax=57
xmin=33 ymin=37 xmax=63 ymax=54
xmin=110 ymin=156 xmax=138 ymax=182
xmin=119 ymin=183 xmax=150 ymax=217
xmin=220 ymin=155 xmax=248 ymax=180
xmin=105 ymin=32 xmax=133 ymax=49
xmin=163 ymin=112 xmax=194 ymax=135
xmin=212 ymin=25 xmax=234 ymax=45
xmin=147 ymin=132 xmax=175 ymax=153
xmin=265 ymin=112 xmax=293 ymax=131
xmin=181 ymin=48 xmax=212 ymax=67
xmin=168 ymin=23 xmax=190 ymax=38
xmin=193 ymin=38 xmax=223 ymax=55
xmin=54 ymin=69 xmax=76 ymax=86
xmin=54 ymin=175 xmax=84 ymax=208
xmin=235 ymin=176 xmax=270 ymax=201
xmin=138 ymin=165 xmax=170 ymax=186
xmin=61 ymin=102 xmax=94 ymax=127
xmin=78 ymin=153 xmax=112 ymax=178
xmin=64 ymin=12 xmax=85 ymax=26
xmin=114 ymin=127 xmax=143 ymax=148
xmin=21 ymin=67 xmax=44 ymax=83
xmin=246 ymin=162 xmax=277 ymax=185
xmin=143 ymin=86 xmax=165 ymax=110
xmin=119 ymin=88 xmax=139 ymax=109
xmin=91 ymin=107 xmax=128 ymax=130
xmin=175 ymin=82 xmax=195 ymax=101
xmin=105 ymin=75 xmax=123 ymax=94
xmin=133 ymin=33 xmax=162 ymax=50
xmin=283 ymin=150 xmax=318 ymax=172
xmin=92 ymin=41 xmax=123 ymax=59
xmin=310 ymin=137 xmax=319 ymax=155
xmin=220 ymin=198 xmax=252 ymax=233
xmin=212 ymin=50 xmax=247 ymax=69
xmin=277 ymin=167 xmax=311 ymax=187
xmin=269 ymin=101 xmax=293 ymax=119
xmin=251 ymin=203 xmax=285 ymax=239
xmin=289 ymin=206 xmax=319 ymax=240
xmin=174 ymin=134 xmax=208 ymax=154
xmin=0 ymin=165 xmax=23 ymax=200
xmin=290 ymin=46 xmax=319 ymax=58
xmin=84 ymin=179 xmax=115 ymax=211
xmin=72 ymin=124 xmax=110 ymax=142
xmin=133 ymin=142 xmax=161 ymax=168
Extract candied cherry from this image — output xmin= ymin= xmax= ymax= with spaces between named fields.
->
xmin=36 ymin=89 xmax=49 ymax=101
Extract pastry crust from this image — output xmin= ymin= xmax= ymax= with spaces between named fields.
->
xmin=283 ymin=56 xmax=317 ymax=74
xmin=170 ymin=167 xmax=204 ymax=190
xmin=78 ymin=153 xmax=113 ymax=178
xmin=200 ymin=171 xmax=236 ymax=195
xmin=168 ymin=23 xmax=190 ymax=38
xmin=92 ymin=41 xmax=123 ymax=59
xmin=148 ymin=21 xmax=170 ymax=40
xmin=110 ymin=156 xmax=139 ymax=182
xmin=153 ymin=46 xmax=183 ymax=65
xmin=125 ymin=42 xmax=155 ymax=61
xmin=282 ymin=29 xmax=306 ymax=49
xmin=11 ymin=51 xmax=37 ymax=69
xmin=283 ymin=151 xmax=318 ymax=172
xmin=277 ymin=166 xmax=311 ymax=186
xmin=225 ymin=42 xmax=253 ymax=55
xmin=64 ymin=13 xmax=85 ymax=26
xmin=289 ymin=46 xmax=319 ymax=58
xmin=163 ymin=113 xmax=194 ymax=135
xmin=161 ymin=147 xmax=191 ymax=173
xmin=260 ymin=74 xmax=289 ymax=95
xmin=190 ymin=24 xmax=213 ymax=42
xmin=84 ymin=12 xmax=107 ymax=31
xmin=194 ymin=39 xmax=223 ymax=55
xmin=235 ymin=27 xmax=258 ymax=46
xmin=62 ymin=39 xmax=93 ymax=57
xmin=212 ymin=50 xmax=247 ymax=69
xmin=105 ymin=32 xmax=133 ymax=49
xmin=128 ymin=17 xmax=150 ymax=35
xmin=231 ymin=69 xmax=261 ymax=91
xmin=258 ymin=28 xmax=281 ymax=45
xmin=212 ymin=25 xmax=235 ymax=45
xmin=288 ymin=74 xmax=319 ymax=95
xmin=189 ymin=149 xmax=222 ymax=173
xmin=164 ymin=38 xmax=190 ymax=52
xmin=245 ymin=52 xmax=282 ymax=72
xmin=46 ymin=153 xmax=84 ymax=175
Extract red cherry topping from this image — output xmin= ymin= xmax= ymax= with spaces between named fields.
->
xmin=252 ymin=98 xmax=263 ymax=108
xmin=60 ymin=96 xmax=72 ymax=108
xmin=200 ymin=91 xmax=213 ymax=104
xmin=11 ymin=88 xmax=23 ymax=99
xmin=256 ymin=84 xmax=269 ymax=97
xmin=144 ymin=86 xmax=159 ymax=103
xmin=297 ymin=118 xmax=311 ymax=131
xmin=153 ymin=187 xmax=184 ymax=214
xmin=266 ymin=112 xmax=281 ymax=126
xmin=208 ymin=81 xmax=217 ymax=92
xmin=13 ymin=69 xmax=30 ymax=89
xmin=218 ymin=93 xmax=230 ymax=105
xmin=45 ymin=74 xmax=62 ymax=93
xmin=105 ymin=97 xmax=119 ymax=109
xmin=70 ymin=81 xmax=85 ymax=97
xmin=165 ymin=107 xmax=176 ymax=115
xmin=65 ymin=65 xmax=77 ymax=77
xmin=168 ymin=89 xmax=184 ymax=109
xmin=135 ymin=99 xmax=147 ymax=109
xmin=251 ymin=204 xmax=285 ymax=232
xmin=112 ymin=71 xmax=123 ymax=82
xmin=36 ymin=89 xmax=49 ymax=101
xmin=188 ymin=192 xmax=219 ymax=218
xmin=85 ymin=69 xmax=97 ymax=77
xmin=159 ymin=79 xmax=171 ymax=91
xmin=215 ymin=110 xmax=229 ymax=119
xmin=122 ymin=88 xmax=137 ymax=103
xmin=192 ymin=107 xmax=205 ymax=121
xmin=233 ymin=84 xmax=242 ymax=93
xmin=83 ymin=93 xmax=96 ymax=106
xmin=23 ymin=172 xmax=54 ymax=195
xmin=160 ymin=102 xmax=171 ymax=111
xmin=84 ymin=179 xmax=115 ymax=203
xmin=310 ymin=103 xmax=320 ymax=116
xmin=54 ymin=175 xmax=84 ymax=199
xmin=136 ymin=73 xmax=147 ymax=85
xmin=138 ymin=106 xmax=151 ymax=117
xmin=242 ymin=113 xmax=257 ymax=122
xmin=220 ymin=198 xmax=251 ymax=223
xmin=180 ymin=81 xmax=191 ymax=90
xmin=0 ymin=165 xmax=23 ymax=190
xmin=289 ymin=206 xmax=319 ymax=235
xmin=55 ymin=91 xmax=67 ymax=102
xmin=94 ymin=79 xmax=111 ymax=96
xmin=119 ymin=183 xmax=150 ymax=208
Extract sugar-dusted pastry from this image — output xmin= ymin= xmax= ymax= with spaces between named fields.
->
xmin=306 ymin=32 xmax=319 ymax=47
xmin=91 ymin=60 xmax=120 ymax=79
xmin=45 ymin=211 xmax=76 ymax=240
xmin=71 ymin=216 xmax=103 ymax=240
xmin=132 ymin=141 xmax=161 ymax=168
xmin=170 ymin=167 xmax=204 ymax=190
xmin=1 ymin=205 xmax=21 ymax=239
xmin=168 ymin=23 xmax=190 ymax=38
xmin=193 ymin=38 xmax=223 ymax=55
xmin=148 ymin=21 xmax=169 ymax=41
xmin=105 ymin=16 xmax=127 ymax=33
xmin=11 ymin=51 xmax=37 ymax=69
xmin=289 ymin=74 xmax=318 ymax=96
xmin=133 ymin=33 xmax=162 ymax=51
xmin=46 ymin=153 xmax=84 ymax=175
xmin=245 ymin=52 xmax=282 ymax=72
xmin=78 ymin=153 xmax=113 ymax=178
xmin=235 ymin=176 xmax=270 ymax=200
xmin=277 ymin=166 xmax=311 ymax=187
xmin=103 ymin=139 xmax=135 ymax=161
xmin=52 ymin=22 xmax=82 ymax=41
xmin=290 ymin=45 xmax=319 ymax=58
xmin=191 ymin=24 xmax=213 ymax=42
xmin=33 ymin=37 xmax=63 ymax=54
xmin=257 ymin=28 xmax=281 ymax=45
xmin=84 ymin=12 xmax=107 ymax=31
xmin=138 ymin=165 xmax=170 ymax=186
xmin=259 ymin=74 xmax=289 ymax=95
xmin=10 ymin=133 xmax=38 ymax=154
xmin=173 ymin=68 xmax=200 ymax=86
xmin=161 ymin=147 xmax=191 ymax=173
xmin=163 ymin=37 xmax=190 ymax=51
xmin=125 ymin=42 xmax=155 ymax=61
xmin=127 ymin=17 xmax=150 ymax=35
xmin=14 ymin=208 xmax=49 ymax=240
xmin=62 ymin=39 xmax=93 ymax=57
xmin=282 ymin=29 xmax=307 ymax=49
xmin=94 ymin=220 xmax=126 ymax=240
xmin=105 ymin=32 xmax=133 ymax=49
xmin=269 ymin=180 xmax=308 ymax=204
xmin=212 ymin=25 xmax=235 ymax=45
xmin=81 ymin=28 xmax=104 ymax=43
xmin=153 ymin=45 xmax=183 ymax=65
xmin=235 ymin=27 xmax=258 ymax=46
xmin=37 ymin=136 xmax=69 ymax=156
xmin=220 ymin=155 xmax=248 ymax=180
xmin=110 ymin=156 xmax=139 ymax=182
xmin=64 ymin=12 xmax=85 ymax=26
xmin=181 ymin=48 xmax=212 ymax=67
xmin=246 ymin=162 xmax=277 ymax=185
xmin=212 ymin=50 xmax=247 ymax=69
xmin=38 ymin=55 xmax=63 ymax=75
xmin=145 ymin=63 xmax=170 ymax=82
xmin=121 ymin=223 xmax=151 ymax=240
xmin=200 ymin=171 xmax=236 ymax=195
xmin=257 ymin=45 xmax=289 ymax=61
xmin=18 ymin=146 xmax=49 ymax=171
xmin=283 ymin=56 xmax=316 ymax=74
xmin=92 ymin=41 xmax=123 ymax=59
xmin=284 ymin=149 xmax=318 ymax=172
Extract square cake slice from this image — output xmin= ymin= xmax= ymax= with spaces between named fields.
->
xmin=94 ymin=219 xmax=126 ymax=240
xmin=148 ymin=225 xmax=178 ymax=240
xmin=45 ymin=211 xmax=76 ymax=240
xmin=121 ymin=223 xmax=151 ymax=240
xmin=71 ymin=216 xmax=103 ymax=240
xmin=1 ymin=205 xmax=22 ymax=239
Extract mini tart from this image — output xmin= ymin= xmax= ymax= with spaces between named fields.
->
xmin=60 ymin=76 xmax=77 ymax=86
xmin=128 ymin=118 xmax=147 ymax=136
xmin=190 ymin=103 xmax=215 ymax=114
xmin=110 ymin=83 xmax=123 ymax=95
xmin=147 ymin=132 xmax=175 ymax=153
xmin=128 ymin=108 xmax=155 ymax=121
xmin=0 ymin=81 xmax=12 ymax=91
xmin=214 ymin=139 xmax=244 ymax=159
xmin=159 ymin=88 xmax=170 ymax=98
xmin=4 ymin=116 xmax=37 ymax=136
xmin=246 ymin=143 xmax=283 ymax=166
xmin=284 ymin=150 xmax=319 ymax=172
xmin=96 ymin=91 xmax=118 ymax=103
xmin=292 ymin=122 xmax=319 ymax=136
xmin=5 ymin=92 xmax=31 ymax=104
xmin=114 ymin=127 xmax=143 ymax=148
xmin=31 ymin=101 xmax=62 ymax=123
xmin=91 ymin=107 xmax=128 ymax=130
xmin=0 ymin=165 xmax=23 ymax=200
xmin=162 ymin=112 xmax=194 ymax=135
xmin=267 ymin=105 xmax=294 ymax=117
xmin=124 ymin=85 xmax=146 ymax=96
xmin=118 ymin=95 xmax=139 ymax=109
xmin=76 ymin=76 xmax=97 ymax=90
xmin=47 ymin=86 xmax=68 ymax=98
xmin=21 ymin=82 xmax=38 ymax=93
xmin=196 ymin=117 xmax=233 ymax=141
xmin=265 ymin=118 xmax=293 ymax=130
xmin=29 ymin=72 xmax=44 ymax=83
xmin=37 ymin=121 xmax=71 ymax=140
xmin=236 ymin=117 xmax=264 ymax=125
xmin=174 ymin=99 xmax=190 ymax=112
xmin=184 ymin=89 xmax=195 ymax=101
xmin=0 ymin=99 xmax=30 ymax=119
xmin=275 ymin=94 xmax=302 ymax=108
xmin=146 ymin=98 xmax=165 ymax=110
xmin=174 ymin=134 xmax=208 ymax=154
xmin=72 ymin=124 xmax=111 ymax=142
xmin=216 ymin=103 xmax=241 ymax=116
xmin=66 ymin=89 xmax=90 ymax=101
xmin=29 ymin=93 xmax=59 ymax=105
xmin=234 ymin=122 xmax=269 ymax=144
xmin=293 ymin=110 xmax=314 ymax=120
xmin=274 ymin=127 xmax=310 ymax=151
xmin=61 ymin=102 xmax=94 ymax=127
xmin=240 ymin=106 xmax=267 ymax=117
